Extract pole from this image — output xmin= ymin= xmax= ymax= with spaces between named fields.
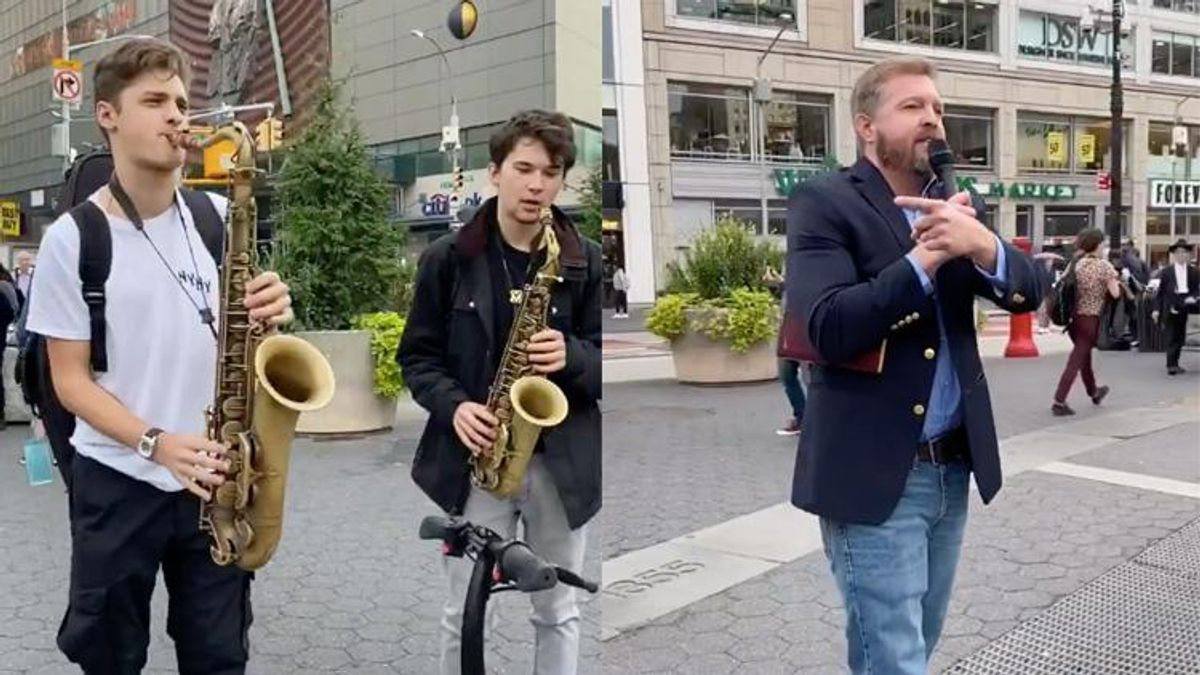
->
xmin=61 ymin=0 xmax=70 ymax=175
xmin=754 ymin=19 xmax=790 ymax=236
xmin=1107 ymin=0 xmax=1123 ymax=256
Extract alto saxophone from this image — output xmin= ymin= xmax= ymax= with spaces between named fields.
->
xmin=187 ymin=121 xmax=336 ymax=571
xmin=470 ymin=207 xmax=570 ymax=497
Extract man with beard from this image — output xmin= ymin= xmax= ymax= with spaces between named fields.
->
xmin=784 ymin=57 xmax=1043 ymax=674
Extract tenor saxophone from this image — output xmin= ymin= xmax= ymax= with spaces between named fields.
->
xmin=187 ymin=121 xmax=336 ymax=571
xmin=470 ymin=207 xmax=570 ymax=497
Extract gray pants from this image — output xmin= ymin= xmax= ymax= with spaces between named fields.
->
xmin=439 ymin=455 xmax=587 ymax=675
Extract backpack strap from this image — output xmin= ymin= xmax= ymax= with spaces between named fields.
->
xmin=70 ymin=201 xmax=112 ymax=373
xmin=180 ymin=188 xmax=225 ymax=266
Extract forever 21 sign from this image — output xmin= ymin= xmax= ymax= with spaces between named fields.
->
xmin=1151 ymin=180 xmax=1200 ymax=209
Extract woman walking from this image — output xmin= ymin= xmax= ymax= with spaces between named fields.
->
xmin=1053 ymin=229 xmax=1121 ymax=416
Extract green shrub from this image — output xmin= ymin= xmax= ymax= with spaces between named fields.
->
xmin=350 ymin=312 xmax=406 ymax=398
xmin=647 ymin=216 xmax=783 ymax=352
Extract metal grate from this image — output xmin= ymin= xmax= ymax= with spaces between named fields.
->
xmin=945 ymin=519 xmax=1200 ymax=675
xmin=1133 ymin=519 xmax=1200 ymax=579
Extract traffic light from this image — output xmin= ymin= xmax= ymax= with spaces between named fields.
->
xmin=453 ymin=165 xmax=464 ymax=192
xmin=255 ymin=116 xmax=284 ymax=153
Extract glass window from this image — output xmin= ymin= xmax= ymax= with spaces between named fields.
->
xmin=1043 ymin=207 xmax=1092 ymax=239
xmin=464 ymin=143 xmax=490 ymax=171
xmin=1153 ymin=32 xmax=1200 ymax=76
xmin=863 ymin=1 xmax=998 ymax=52
xmin=763 ymin=92 xmax=831 ymax=163
xmin=1147 ymin=211 xmax=1172 ymax=235
xmin=1192 ymin=214 xmax=1200 ymax=235
xmin=602 ymin=2 xmax=614 ymax=82
xmin=1153 ymin=0 xmax=1200 ymax=13
xmin=1173 ymin=34 xmax=1196 ymax=76
xmin=603 ymin=109 xmax=621 ymax=182
xmin=1018 ymin=116 xmax=1071 ymax=172
xmin=1016 ymin=205 xmax=1033 ymax=238
xmin=676 ymin=0 xmax=796 ymax=27
xmin=1104 ymin=206 xmax=1131 ymax=238
xmin=713 ymin=199 xmax=763 ymax=231
xmin=943 ymin=106 xmax=993 ymax=168
xmin=1076 ymin=118 xmax=1114 ymax=172
xmin=1153 ymin=33 xmax=1172 ymax=74
xmin=669 ymin=82 xmax=752 ymax=161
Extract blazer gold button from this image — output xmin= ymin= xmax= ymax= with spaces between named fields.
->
xmin=913 ymin=404 xmax=926 ymax=416
xmin=1013 ymin=292 xmax=1025 ymax=304
xmin=924 ymin=348 xmax=936 ymax=360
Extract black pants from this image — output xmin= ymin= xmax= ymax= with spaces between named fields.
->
xmin=57 ymin=456 xmax=253 ymax=675
xmin=615 ymin=290 xmax=628 ymax=314
xmin=1166 ymin=312 xmax=1188 ymax=368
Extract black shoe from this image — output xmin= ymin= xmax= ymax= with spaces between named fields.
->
xmin=1052 ymin=401 xmax=1076 ymax=416
xmin=1168 ymin=366 xmax=1184 ymax=375
xmin=1091 ymin=386 xmax=1110 ymax=406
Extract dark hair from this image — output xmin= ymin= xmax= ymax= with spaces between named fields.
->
xmin=93 ymin=38 xmax=190 ymax=143
xmin=489 ymin=110 xmax=576 ymax=173
xmin=1075 ymin=228 xmax=1105 ymax=253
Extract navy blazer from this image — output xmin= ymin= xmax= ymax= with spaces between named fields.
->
xmin=785 ymin=158 xmax=1044 ymax=525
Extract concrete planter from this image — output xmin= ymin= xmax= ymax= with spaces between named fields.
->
xmin=670 ymin=309 xmax=777 ymax=385
xmin=295 ymin=330 xmax=396 ymax=434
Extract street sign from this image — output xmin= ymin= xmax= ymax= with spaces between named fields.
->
xmin=52 ymin=58 xmax=83 ymax=104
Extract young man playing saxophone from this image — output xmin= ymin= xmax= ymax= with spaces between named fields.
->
xmin=397 ymin=110 xmax=603 ymax=675
xmin=26 ymin=38 xmax=292 ymax=674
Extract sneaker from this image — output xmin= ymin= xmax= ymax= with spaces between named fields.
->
xmin=1168 ymin=365 xmax=1186 ymax=375
xmin=775 ymin=418 xmax=801 ymax=436
xmin=1051 ymin=401 xmax=1075 ymax=416
xmin=1090 ymin=385 xmax=1110 ymax=406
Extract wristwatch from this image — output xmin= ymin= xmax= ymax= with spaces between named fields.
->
xmin=136 ymin=427 xmax=165 ymax=460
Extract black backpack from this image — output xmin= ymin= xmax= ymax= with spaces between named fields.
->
xmin=17 ymin=148 xmax=225 ymax=491
xmin=1047 ymin=260 xmax=1078 ymax=328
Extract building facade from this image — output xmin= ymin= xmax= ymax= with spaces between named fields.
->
xmin=626 ymin=0 xmax=1200 ymax=299
xmin=331 ymin=0 xmax=602 ymax=249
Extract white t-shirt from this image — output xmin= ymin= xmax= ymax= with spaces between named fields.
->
xmin=1174 ymin=263 xmax=1188 ymax=294
xmin=27 ymin=187 xmax=228 ymax=492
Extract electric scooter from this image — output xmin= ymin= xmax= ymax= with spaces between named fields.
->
xmin=419 ymin=514 xmax=599 ymax=675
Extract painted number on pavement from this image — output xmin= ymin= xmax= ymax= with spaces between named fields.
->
xmin=602 ymin=559 xmax=706 ymax=598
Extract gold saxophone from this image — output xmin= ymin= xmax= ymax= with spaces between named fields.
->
xmin=471 ymin=207 xmax=570 ymax=497
xmin=188 ymin=121 xmax=336 ymax=571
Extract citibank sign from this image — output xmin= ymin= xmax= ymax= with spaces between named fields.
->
xmin=1150 ymin=180 xmax=1200 ymax=209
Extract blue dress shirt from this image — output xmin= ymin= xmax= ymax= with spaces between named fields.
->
xmin=902 ymin=208 xmax=1008 ymax=442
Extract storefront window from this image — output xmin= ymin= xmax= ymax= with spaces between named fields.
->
xmin=763 ymin=92 xmax=831 ymax=163
xmin=1018 ymin=116 xmax=1071 ymax=172
xmin=669 ymin=82 xmax=752 ymax=161
xmin=863 ymin=0 xmax=998 ymax=52
xmin=1152 ymin=32 xmax=1200 ymax=77
xmin=677 ymin=0 xmax=795 ymax=27
xmin=944 ymin=106 xmax=993 ymax=168
xmin=1147 ymin=211 xmax=1173 ymax=235
xmin=1017 ymin=10 xmax=1133 ymax=71
xmin=713 ymin=199 xmax=762 ymax=231
xmin=1043 ymin=206 xmax=1092 ymax=239
xmin=1016 ymin=205 xmax=1033 ymax=238
xmin=1147 ymin=122 xmax=1200 ymax=179
xmin=1103 ymin=206 xmax=1131 ymax=238
xmin=1017 ymin=113 xmax=1128 ymax=174
xmin=603 ymin=109 xmax=621 ymax=183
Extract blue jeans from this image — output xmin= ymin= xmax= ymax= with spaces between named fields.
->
xmin=778 ymin=359 xmax=806 ymax=421
xmin=819 ymin=459 xmax=970 ymax=675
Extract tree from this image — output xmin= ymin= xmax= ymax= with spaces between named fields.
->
xmin=270 ymin=79 xmax=406 ymax=330
xmin=575 ymin=164 xmax=603 ymax=243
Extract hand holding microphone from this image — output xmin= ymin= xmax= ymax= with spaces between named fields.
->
xmin=895 ymin=138 xmax=998 ymax=273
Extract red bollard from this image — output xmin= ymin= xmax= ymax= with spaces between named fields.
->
xmin=1004 ymin=236 xmax=1039 ymax=358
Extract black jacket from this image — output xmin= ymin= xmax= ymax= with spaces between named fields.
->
xmin=396 ymin=197 xmax=603 ymax=529
xmin=1154 ymin=263 xmax=1199 ymax=319
xmin=786 ymin=158 xmax=1044 ymax=525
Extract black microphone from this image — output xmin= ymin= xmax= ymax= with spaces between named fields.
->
xmin=927 ymin=138 xmax=957 ymax=200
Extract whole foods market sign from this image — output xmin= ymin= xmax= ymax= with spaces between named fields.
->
xmin=1150 ymin=180 xmax=1200 ymax=209
xmin=958 ymin=177 xmax=1077 ymax=201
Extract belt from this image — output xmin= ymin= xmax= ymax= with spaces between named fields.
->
xmin=915 ymin=427 xmax=969 ymax=464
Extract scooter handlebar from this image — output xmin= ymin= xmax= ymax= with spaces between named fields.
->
xmin=496 ymin=542 xmax=557 ymax=593
xmin=419 ymin=514 xmax=457 ymax=540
